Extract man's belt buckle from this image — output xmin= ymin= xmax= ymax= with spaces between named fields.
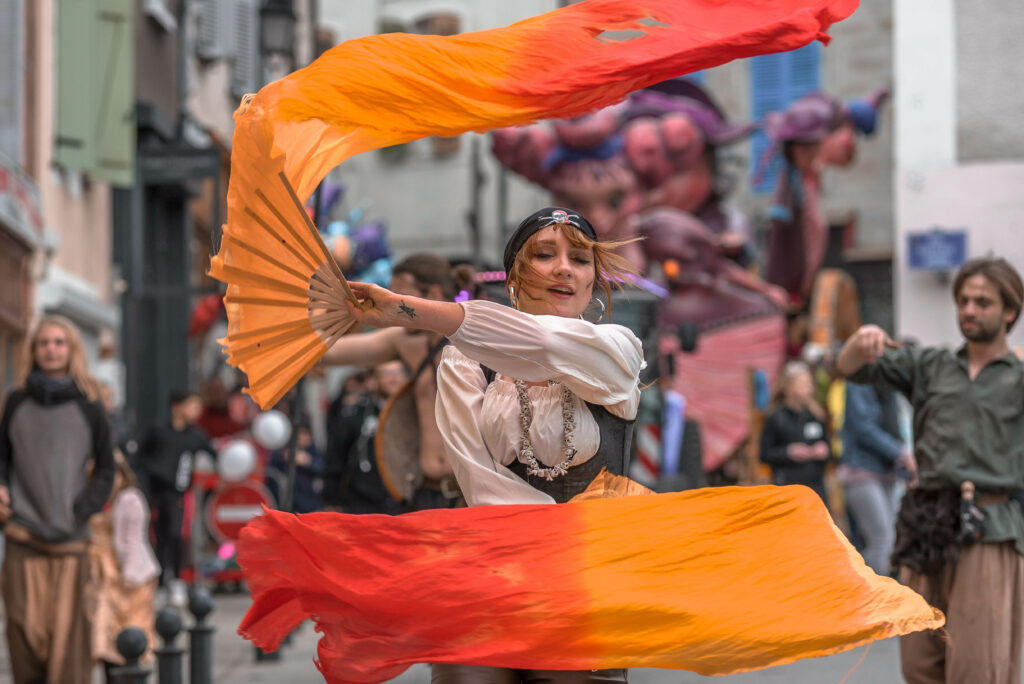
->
xmin=440 ymin=476 xmax=461 ymax=499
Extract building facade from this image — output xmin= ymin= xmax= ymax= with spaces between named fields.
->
xmin=893 ymin=0 xmax=1024 ymax=348
xmin=113 ymin=0 xmax=318 ymax=433
xmin=1 ymin=0 xmax=123 ymax=393
xmin=317 ymin=0 xmax=896 ymax=276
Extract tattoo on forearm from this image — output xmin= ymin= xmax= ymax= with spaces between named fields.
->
xmin=398 ymin=300 xmax=417 ymax=319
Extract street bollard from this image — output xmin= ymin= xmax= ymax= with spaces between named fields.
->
xmin=155 ymin=608 xmax=185 ymax=684
xmin=255 ymin=643 xmax=281 ymax=662
xmin=110 ymin=627 xmax=152 ymax=684
xmin=188 ymin=587 xmax=215 ymax=684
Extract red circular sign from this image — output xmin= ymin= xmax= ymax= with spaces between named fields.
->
xmin=205 ymin=481 xmax=274 ymax=542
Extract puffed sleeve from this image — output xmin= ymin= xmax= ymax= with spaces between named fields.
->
xmin=435 ymin=346 xmax=555 ymax=506
xmin=447 ymin=300 xmax=644 ymax=419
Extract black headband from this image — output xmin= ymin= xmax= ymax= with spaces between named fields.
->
xmin=502 ymin=207 xmax=598 ymax=276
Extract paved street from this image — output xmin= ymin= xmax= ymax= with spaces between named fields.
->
xmin=0 ymin=589 xmax=1015 ymax=683
xmin=206 ymin=593 xmax=905 ymax=684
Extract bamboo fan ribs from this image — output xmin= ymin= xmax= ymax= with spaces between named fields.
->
xmin=210 ymin=170 xmax=360 ymax=409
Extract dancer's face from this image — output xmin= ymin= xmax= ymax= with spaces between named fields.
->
xmin=511 ymin=226 xmax=596 ymax=319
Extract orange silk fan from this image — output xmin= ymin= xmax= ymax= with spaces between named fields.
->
xmin=208 ymin=168 xmax=358 ymax=409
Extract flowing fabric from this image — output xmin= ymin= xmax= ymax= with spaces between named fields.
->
xmin=215 ymin=0 xmax=859 ymax=406
xmin=229 ymin=0 xmax=859 ymax=204
xmin=238 ymin=478 xmax=942 ymax=683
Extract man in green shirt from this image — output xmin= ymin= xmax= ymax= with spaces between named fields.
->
xmin=836 ymin=256 xmax=1024 ymax=684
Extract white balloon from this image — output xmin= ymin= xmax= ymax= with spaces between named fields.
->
xmin=218 ymin=439 xmax=257 ymax=482
xmin=252 ymin=410 xmax=292 ymax=450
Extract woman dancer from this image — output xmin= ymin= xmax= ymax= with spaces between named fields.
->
xmin=345 ymin=206 xmax=644 ymax=682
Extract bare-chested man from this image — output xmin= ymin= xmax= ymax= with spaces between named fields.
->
xmin=322 ymin=253 xmax=465 ymax=509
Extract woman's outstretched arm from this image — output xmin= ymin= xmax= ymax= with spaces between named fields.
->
xmin=345 ymin=282 xmax=643 ymax=417
xmin=345 ymin=282 xmax=465 ymax=336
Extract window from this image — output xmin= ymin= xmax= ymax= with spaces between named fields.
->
xmin=196 ymin=0 xmax=234 ymax=60
xmin=413 ymin=12 xmax=459 ymax=36
xmin=230 ymin=0 xmax=259 ymax=96
xmin=748 ymin=43 xmax=820 ymax=194
xmin=143 ymin=0 xmax=177 ymax=33
xmin=0 ymin=0 xmax=23 ymax=164
xmin=55 ymin=0 xmax=135 ymax=187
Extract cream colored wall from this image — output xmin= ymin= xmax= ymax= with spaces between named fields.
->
xmin=894 ymin=0 xmax=1024 ymax=348
xmin=188 ymin=59 xmax=236 ymax=143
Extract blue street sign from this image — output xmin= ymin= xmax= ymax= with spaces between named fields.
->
xmin=907 ymin=229 xmax=967 ymax=271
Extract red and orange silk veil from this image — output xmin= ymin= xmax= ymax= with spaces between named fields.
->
xmin=213 ymin=1 xmax=943 ymax=682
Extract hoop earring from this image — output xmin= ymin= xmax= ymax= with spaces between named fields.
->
xmin=508 ymin=286 xmax=520 ymax=311
xmin=581 ymin=297 xmax=605 ymax=324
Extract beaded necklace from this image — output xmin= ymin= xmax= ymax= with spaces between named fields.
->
xmin=513 ymin=378 xmax=577 ymax=480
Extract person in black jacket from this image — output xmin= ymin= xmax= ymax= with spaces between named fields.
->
xmin=0 ymin=315 xmax=114 ymax=684
xmin=322 ymin=362 xmax=407 ymax=514
xmin=760 ymin=361 xmax=831 ymax=502
xmin=266 ymin=423 xmax=324 ymax=514
xmin=138 ymin=390 xmax=214 ymax=590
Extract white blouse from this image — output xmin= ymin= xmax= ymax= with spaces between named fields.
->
xmin=435 ymin=300 xmax=644 ymax=506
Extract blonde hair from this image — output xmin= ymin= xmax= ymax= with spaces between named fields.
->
xmin=17 ymin=315 xmax=102 ymax=401
xmin=772 ymin=360 xmax=813 ymax=407
xmin=113 ymin=450 xmax=138 ymax=494
xmin=506 ymin=223 xmax=640 ymax=318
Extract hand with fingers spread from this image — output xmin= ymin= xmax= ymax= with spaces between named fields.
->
xmin=836 ymin=324 xmax=900 ymax=376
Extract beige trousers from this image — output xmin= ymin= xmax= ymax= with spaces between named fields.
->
xmin=899 ymin=541 xmax=1024 ymax=684
xmin=1 ymin=538 xmax=95 ymax=684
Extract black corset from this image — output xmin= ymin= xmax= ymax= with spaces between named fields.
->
xmin=482 ymin=365 xmax=636 ymax=504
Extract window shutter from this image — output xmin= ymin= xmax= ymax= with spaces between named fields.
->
xmin=788 ymin=42 xmax=821 ymax=94
xmin=92 ymin=0 xmax=135 ymax=187
xmin=0 ymin=0 xmax=23 ymax=164
xmin=197 ymin=0 xmax=232 ymax=60
xmin=748 ymin=43 xmax=820 ymax=194
xmin=231 ymin=0 xmax=259 ymax=97
xmin=55 ymin=0 xmax=98 ymax=173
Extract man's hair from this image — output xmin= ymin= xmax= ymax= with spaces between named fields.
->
xmin=170 ymin=389 xmax=199 ymax=407
xmin=17 ymin=315 xmax=101 ymax=401
xmin=953 ymin=257 xmax=1024 ymax=332
xmin=393 ymin=253 xmax=456 ymax=301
